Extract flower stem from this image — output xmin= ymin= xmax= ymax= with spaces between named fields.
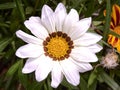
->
xmin=103 ymin=0 xmax=111 ymax=41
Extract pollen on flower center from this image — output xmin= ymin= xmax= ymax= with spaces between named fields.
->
xmin=43 ymin=31 xmax=74 ymax=61
xmin=114 ymin=26 xmax=120 ymax=34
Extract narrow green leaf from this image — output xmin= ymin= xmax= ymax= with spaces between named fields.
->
xmin=18 ymin=60 xmax=29 ymax=89
xmin=32 ymin=0 xmax=40 ymax=15
xmin=0 ymin=2 xmax=16 ymax=9
xmin=109 ymin=30 xmax=120 ymax=38
xmin=115 ymin=70 xmax=120 ymax=77
xmin=5 ymin=76 xmax=14 ymax=90
xmin=79 ymin=76 xmax=88 ymax=90
xmin=88 ymin=80 xmax=97 ymax=90
xmin=84 ymin=0 xmax=96 ymax=17
xmin=97 ymin=74 xmax=104 ymax=83
xmin=47 ymin=77 xmax=53 ymax=90
xmin=88 ymin=70 xmax=97 ymax=87
xmin=100 ymin=40 xmax=112 ymax=48
xmin=0 ymin=23 xmax=9 ymax=28
xmin=29 ymin=81 xmax=44 ymax=90
xmin=61 ymin=78 xmax=79 ymax=89
xmin=0 ymin=37 xmax=13 ymax=53
xmin=100 ymin=40 xmax=120 ymax=54
xmin=6 ymin=60 xmax=21 ymax=77
xmin=44 ymin=83 xmax=48 ymax=90
xmin=93 ymin=21 xmax=103 ymax=26
xmin=99 ymin=71 xmax=120 ymax=90
xmin=103 ymin=0 xmax=111 ymax=41
xmin=14 ymin=0 xmax=25 ymax=21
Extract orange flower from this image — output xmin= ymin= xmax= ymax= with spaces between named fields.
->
xmin=105 ymin=4 xmax=120 ymax=52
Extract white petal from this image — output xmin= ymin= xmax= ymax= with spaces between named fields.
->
xmin=24 ymin=20 xmax=49 ymax=40
xmin=70 ymin=47 xmax=98 ymax=62
xmin=74 ymin=33 xmax=102 ymax=46
xmin=60 ymin=58 xmax=80 ymax=86
xmin=55 ymin=3 xmax=67 ymax=31
xmin=29 ymin=16 xmax=41 ymax=23
xmin=63 ymin=9 xmax=79 ymax=34
xmin=87 ymin=44 xmax=103 ymax=53
xmin=51 ymin=61 xmax=63 ymax=88
xmin=16 ymin=30 xmax=43 ymax=45
xmin=35 ymin=55 xmax=53 ymax=82
xmin=68 ymin=17 xmax=92 ymax=40
xmin=71 ymin=59 xmax=93 ymax=73
xmin=16 ymin=44 xmax=44 ymax=58
xmin=41 ymin=5 xmax=55 ymax=33
xmin=22 ymin=57 xmax=40 ymax=73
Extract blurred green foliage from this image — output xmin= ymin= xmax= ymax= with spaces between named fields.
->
xmin=0 ymin=0 xmax=120 ymax=90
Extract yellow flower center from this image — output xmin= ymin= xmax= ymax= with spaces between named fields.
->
xmin=114 ymin=26 xmax=120 ymax=35
xmin=43 ymin=31 xmax=74 ymax=61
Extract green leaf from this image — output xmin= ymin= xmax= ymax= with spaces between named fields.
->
xmin=115 ymin=70 xmax=120 ymax=77
xmin=97 ymin=74 xmax=104 ymax=83
xmin=99 ymin=71 xmax=120 ymax=90
xmin=0 ymin=2 xmax=16 ymax=9
xmin=88 ymin=69 xmax=97 ymax=87
xmin=103 ymin=0 xmax=111 ymax=41
xmin=15 ymin=0 xmax=25 ymax=21
xmin=93 ymin=21 xmax=103 ymax=26
xmin=18 ymin=60 xmax=29 ymax=89
xmin=109 ymin=30 xmax=120 ymax=38
xmin=84 ymin=0 xmax=97 ymax=17
xmin=88 ymin=80 xmax=97 ymax=90
xmin=79 ymin=76 xmax=88 ymax=90
xmin=5 ymin=76 xmax=14 ymax=90
xmin=0 ymin=23 xmax=9 ymax=28
xmin=28 ymin=81 xmax=45 ymax=90
xmin=6 ymin=60 xmax=21 ymax=77
xmin=61 ymin=78 xmax=79 ymax=89
xmin=47 ymin=77 xmax=53 ymax=90
xmin=0 ymin=37 xmax=13 ymax=53
xmin=100 ymin=40 xmax=111 ymax=48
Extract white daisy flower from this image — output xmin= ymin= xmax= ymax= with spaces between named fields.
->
xmin=16 ymin=3 xmax=102 ymax=88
